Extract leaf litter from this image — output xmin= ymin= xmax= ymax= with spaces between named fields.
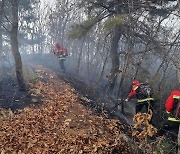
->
xmin=0 ymin=65 xmax=133 ymax=154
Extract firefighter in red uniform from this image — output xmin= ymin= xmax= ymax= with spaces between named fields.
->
xmin=165 ymin=88 xmax=180 ymax=122
xmin=54 ymin=42 xmax=68 ymax=73
xmin=158 ymin=88 xmax=180 ymax=141
xmin=125 ymin=80 xmax=154 ymax=114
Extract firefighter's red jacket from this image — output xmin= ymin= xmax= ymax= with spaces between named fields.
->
xmin=55 ymin=46 xmax=67 ymax=56
xmin=165 ymin=89 xmax=180 ymax=112
xmin=127 ymin=85 xmax=139 ymax=99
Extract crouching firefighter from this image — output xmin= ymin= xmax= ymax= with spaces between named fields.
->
xmin=125 ymin=80 xmax=154 ymax=123
xmin=158 ymin=88 xmax=180 ymax=140
xmin=54 ymin=42 xmax=68 ymax=73
xmin=166 ymin=88 xmax=180 ymax=122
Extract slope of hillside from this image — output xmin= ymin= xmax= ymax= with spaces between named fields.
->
xmin=0 ymin=65 xmax=139 ymax=153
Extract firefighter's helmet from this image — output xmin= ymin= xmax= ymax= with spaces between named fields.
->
xmin=55 ymin=42 xmax=61 ymax=48
xmin=132 ymin=80 xmax=140 ymax=85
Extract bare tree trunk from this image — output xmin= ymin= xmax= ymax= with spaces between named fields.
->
xmin=108 ymin=26 xmax=122 ymax=94
xmin=178 ymin=70 xmax=180 ymax=83
xmin=11 ymin=0 xmax=25 ymax=90
xmin=76 ymin=38 xmax=85 ymax=73
xmin=0 ymin=0 xmax=4 ymax=54
xmin=87 ymin=40 xmax=90 ymax=82
xmin=177 ymin=60 xmax=180 ymax=83
xmin=97 ymin=51 xmax=109 ymax=83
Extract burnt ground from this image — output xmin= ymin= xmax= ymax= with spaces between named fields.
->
xmin=0 ymin=62 xmax=131 ymax=125
xmin=0 ymin=67 xmax=45 ymax=111
xmin=47 ymin=69 xmax=131 ymax=125
xmin=0 ymin=77 xmax=33 ymax=110
xmin=0 ymin=67 xmax=115 ymax=115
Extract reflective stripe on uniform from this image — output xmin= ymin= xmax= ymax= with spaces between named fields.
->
xmin=168 ymin=117 xmax=180 ymax=123
xmin=59 ymin=57 xmax=66 ymax=60
xmin=134 ymin=86 xmax=138 ymax=91
xmin=137 ymin=98 xmax=154 ymax=103
xmin=173 ymin=95 xmax=180 ymax=99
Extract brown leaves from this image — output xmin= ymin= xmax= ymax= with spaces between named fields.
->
xmin=0 ymin=67 xmax=131 ymax=153
xmin=132 ymin=110 xmax=157 ymax=139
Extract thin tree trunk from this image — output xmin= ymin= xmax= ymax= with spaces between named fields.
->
xmin=11 ymin=0 xmax=25 ymax=90
xmin=0 ymin=0 xmax=4 ymax=54
xmin=108 ymin=26 xmax=122 ymax=94
xmin=87 ymin=41 xmax=90 ymax=82
xmin=31 ymin=32 xmax=35 ymax=53
xmin=76 ymin=38 xmax=85 ymax=73
xmin=178 ymin=69 xmax=180 ymax=83
xmin=177 ymin=57 xmax=180 ymax=83
xmin=97 ymin=51 xmax=109 ymax=84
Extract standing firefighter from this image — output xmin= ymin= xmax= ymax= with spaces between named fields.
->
xmin=54 ymin=42 xmax=68 ymax=73
xmin=125 ymin=80 xmax=154 ymax=115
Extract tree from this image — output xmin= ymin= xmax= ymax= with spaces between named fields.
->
xmin=0 ymin=0 xmax=41 ymax=88
xmin=48 ymin=0 xmax=74 ymax=45
xmin=108 ymin=26 xmax=122 ymax=93
xmin=18 ymin=0 xmax=43 ymax=54
xmin=0 ymin=0 xmax=4 ymax=55
xmin=69 ymin=0 xmax=180 ymax=95
xmin=46 ymin=0 xmax=180 ymax=107
xmin=11 ymin=0 xmax=25 ymax=90
xmin=68 ymin=0 xmax=147 ymax=94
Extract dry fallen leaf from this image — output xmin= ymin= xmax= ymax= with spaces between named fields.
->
xmin=0 ymin=66 xmax=132 ymax=154
xmin=132 ymin=111 xmax=157 ymax=140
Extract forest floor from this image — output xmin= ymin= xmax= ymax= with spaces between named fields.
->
xmin=0 ymin=64 xmax=166 ymax=153
xmin=0 ymin=64 xmax=138 ymax=153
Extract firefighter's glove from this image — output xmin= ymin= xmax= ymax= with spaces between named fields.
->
xmin=125 ymin=98 xmax=129 ymax=102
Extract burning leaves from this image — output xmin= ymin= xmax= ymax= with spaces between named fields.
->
xmin=0 ymin=66 xmax=132 ymax=153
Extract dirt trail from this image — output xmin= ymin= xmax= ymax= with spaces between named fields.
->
xmin=0 ymin=65 xmax=137 ymax=154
